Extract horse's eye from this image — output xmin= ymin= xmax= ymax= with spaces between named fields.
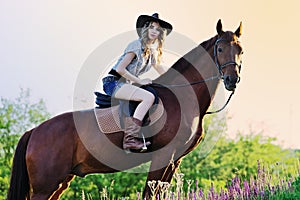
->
xmin=218 ymin=47 xmax=223 ymax=53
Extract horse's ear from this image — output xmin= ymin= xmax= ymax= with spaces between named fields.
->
xmin=235 ymin=21 xmax=242 ymax=38
xmin=216 ymin=19 xmax=224 ymax=35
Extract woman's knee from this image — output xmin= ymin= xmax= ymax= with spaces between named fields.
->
xmin=142 ymin=91 xmax=155 ymax=104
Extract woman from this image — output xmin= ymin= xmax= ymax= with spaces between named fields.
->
xmin=102 ymin=13 xmax=172 ymax=152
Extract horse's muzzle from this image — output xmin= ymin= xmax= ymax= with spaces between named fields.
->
xmin=224 ymin=75 xmax=239 ymax=91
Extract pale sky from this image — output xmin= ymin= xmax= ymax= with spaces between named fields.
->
xmin=1 ymin=0 xmax=299 ymax=148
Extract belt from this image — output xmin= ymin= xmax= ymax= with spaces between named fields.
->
xmin=108 ymin=69 xmax=122 ymax=79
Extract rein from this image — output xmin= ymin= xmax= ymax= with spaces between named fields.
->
xmin=205 ymin=90 xmax=234 ymax=114
xmin=152 ymin=75 xmax=220 ymax=88
xmin=152 ymin=38 xmax=239 ymax=115
xmin=152 ymin=79 xmax=234 ymax=114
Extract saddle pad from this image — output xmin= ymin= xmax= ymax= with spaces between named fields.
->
xmin=94 ymin=99 xmax=164 ymax=134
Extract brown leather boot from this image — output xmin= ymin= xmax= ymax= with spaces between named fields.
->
xmin=123 ymin=117 xmax=151 ymax=152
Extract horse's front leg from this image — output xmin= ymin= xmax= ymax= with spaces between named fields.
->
xmin=143 ymin=149 xmax=182 ymax=199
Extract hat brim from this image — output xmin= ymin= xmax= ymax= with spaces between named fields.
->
xmin=136 ymin=15 xmax=173 ymax=37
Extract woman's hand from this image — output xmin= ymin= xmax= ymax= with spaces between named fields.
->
xmin=115 ymin=52 xmax=152 ymax=85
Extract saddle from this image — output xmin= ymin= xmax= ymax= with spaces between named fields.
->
xmin=94 ymin=85 xmax=165 ymax=134
xmin=94 ymin=99 xmax=164 ymax=134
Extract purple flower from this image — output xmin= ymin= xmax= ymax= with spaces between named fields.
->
xmin=288 ymin=180 xmax=292 ymax=189
xmin=209 ymin=182 xmax=215 ymax=200
xmin=228 ymin=186 xmax=235 ymax=199
xmin=171 ymin=192 xmax=174 ymax=200
xmin=253 ymin=185 xmax=259 ymax=196
xmin=260 ymin=190 xmax=265 ymax=198
xmin=257 ymin=160 xmax=261 ymax=176
xmin=193 ymin=191 xmax=197 ymax=200
xmin=220 ymin=188 xmax=226 ymax=200
xmin=244 ymin=180 xmax=250 ymax=198
xmin=198 ymin=188 xmax=204 ymax=198
xmin=224 ymin=191 xmax=229 ymax=200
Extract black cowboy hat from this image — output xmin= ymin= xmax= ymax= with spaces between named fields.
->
xmin=136 ymin=13 xmax=173 ymax=37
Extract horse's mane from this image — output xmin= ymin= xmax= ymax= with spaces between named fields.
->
xmin=163 ymin=35 xmax=218 ymax=75
xmin=199 ymin=35 xmax=218 ymax=50
xmin=164 ymin=31 xmax=237 ymax=76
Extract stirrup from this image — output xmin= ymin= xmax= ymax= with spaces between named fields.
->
xmin=140 ymin=132 xmax=148 ymax=152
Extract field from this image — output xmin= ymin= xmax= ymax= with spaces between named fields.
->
xmin=1 ymin=90 xmax=300 ymax=199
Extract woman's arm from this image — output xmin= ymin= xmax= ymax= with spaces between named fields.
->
xmin=115 ymin=52 xmax=151 ymax=85
xmin=153 ymin=64 xmax=166 ymax=75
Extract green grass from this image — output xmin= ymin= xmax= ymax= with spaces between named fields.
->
xmin=79 ymin=160 xmax=300 ymax=200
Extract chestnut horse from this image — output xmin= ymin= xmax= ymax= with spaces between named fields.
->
xmin=8 ymin=20 xmax=243 ymax=199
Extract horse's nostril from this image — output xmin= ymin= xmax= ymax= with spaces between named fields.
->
xmin=225 ymin=75 xmax=238 ymax=85
xmin=225 ymin=76 xmax=230 ymax=83
xmin=225 ymin=76 xmax=231 ymax=84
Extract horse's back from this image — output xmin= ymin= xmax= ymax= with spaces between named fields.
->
xmin=26 ymin=111 xmax=76 ymax=153
xmin=26 ymin=112 xmax=76 ymax=176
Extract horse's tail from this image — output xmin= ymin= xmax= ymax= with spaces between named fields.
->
xmin=7 ymin=129 xmax=33 ymax=200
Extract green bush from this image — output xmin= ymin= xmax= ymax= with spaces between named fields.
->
xmin=0 ymin=89 xmax=50 ymax=199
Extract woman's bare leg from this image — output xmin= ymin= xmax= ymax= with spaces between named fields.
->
xmin=113 ymin=84 xmax=155 ymax=121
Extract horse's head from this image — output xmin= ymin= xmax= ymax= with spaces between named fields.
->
xmin=214 ymin=20 xmax=243 ymax=91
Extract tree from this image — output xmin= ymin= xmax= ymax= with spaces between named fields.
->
xmin=0 ymin=88 xmax=50 ymax=198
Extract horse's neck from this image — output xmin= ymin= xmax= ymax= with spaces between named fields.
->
xmin=163 ymin=36 xmax=220 ymax=113
xmin=159 ymin=35 xmax=218 ymax=81
xmin=197 ymin=40 xmax=220 ymax=114
xmin=191 ymin=47 xmax=220 ymax=115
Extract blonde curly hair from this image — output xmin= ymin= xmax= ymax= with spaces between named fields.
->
xmin=140 ymin=22 xmax=167 ymax=65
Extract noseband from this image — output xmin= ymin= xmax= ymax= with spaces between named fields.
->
xmin=213 ymin=38 xmax=242 ymax=79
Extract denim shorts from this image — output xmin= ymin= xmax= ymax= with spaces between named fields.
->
xmin=102 ymin=76 xmax=124 ymax=96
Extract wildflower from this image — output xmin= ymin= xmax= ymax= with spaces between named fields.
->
xmin=288 ymin=179 xmax=292 ymax=190
xmin=260 ymin=190 xmax=265 ymax=198
xmin=193 ymin=189 xmax=197 ymax=200
xmin=243 ymin=180 xmax=250 ymax=198
xmin=228 ymin=185 xmax=235 ymax=199
xmin=220 ymin=188 xmax=226 ymax=199
xmin=198 ymin=188 xmax=204 ymax=198
xmin=209 ymin=182 xmax=215 ymax=199
xmin=174 ymin=173 xmax=184 ymax=195
xmin=157 ymin=181 xmax=170 ymax=199
xmin=147 ymin=180 xmax=157 ymax=198
xmin=170 ymin=192 xmax=175 ymax=200
xmin=187 ymin=179 xmax=193 ymax=195
xmin=257 ymin=160 xmax=261 ymax=176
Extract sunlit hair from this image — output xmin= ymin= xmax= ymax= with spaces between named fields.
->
xmin=140 ymin=22 xmax=167 ymax=65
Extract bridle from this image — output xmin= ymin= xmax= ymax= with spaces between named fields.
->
xmin=213 ymin=38 xmax=242 ymax=81
xmin=152 ymin=37 xmax=242 ymax=114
